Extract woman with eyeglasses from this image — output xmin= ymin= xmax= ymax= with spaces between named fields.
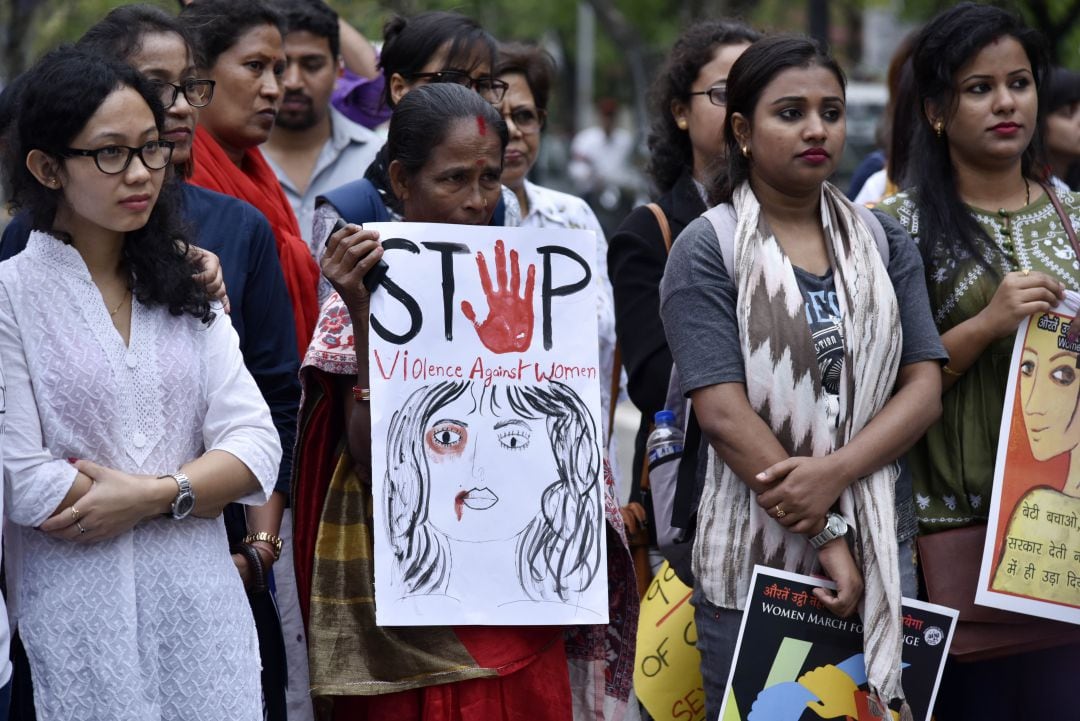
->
xmin=1 ymin=8 xmax=307 ymax=718
xmin=314 ymin=11 xmax=522 ymax=236
xmin=607 ymin=20 xmax=759 ymax=579
xmin=180 ymin=0 xmax=321 ymax=360
xmin=0 ymin=46 xmax=280 ymax=720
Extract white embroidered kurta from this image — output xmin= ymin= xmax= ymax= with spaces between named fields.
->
xmin=0 ymin=231 xmax=281 ymax=721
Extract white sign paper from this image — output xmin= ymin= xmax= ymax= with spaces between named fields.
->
xmin=367 ymin=222 xmax=608 ymax=626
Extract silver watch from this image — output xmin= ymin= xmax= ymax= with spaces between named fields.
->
xmin=809 ymin=513 xmax=849 ymax=549
xmin=167 ymin=472 xmax=195 ymax=520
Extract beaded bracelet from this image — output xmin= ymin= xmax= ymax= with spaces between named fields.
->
xmin=353 ymin=385 xmax=371 ymax=402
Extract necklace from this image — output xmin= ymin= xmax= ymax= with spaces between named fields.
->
xmin=110 ymin=290 xmax=130 ymax=317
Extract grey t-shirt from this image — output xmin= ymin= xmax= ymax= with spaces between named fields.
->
xmin=659 ymin=209 xmax=947 ymax=541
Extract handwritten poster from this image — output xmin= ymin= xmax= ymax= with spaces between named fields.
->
xmin=720 ymin=567 xmax=956 ymax=721
xmin=977 ymin=291 xmax=1080 ymax=624
xmin=634 ymin=562 xmax=705 ymax=721
xmin=365 ymin=222 xmax=607 ymax=626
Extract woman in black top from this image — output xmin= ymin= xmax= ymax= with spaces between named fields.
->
xmin=607 ymin=20 xmax=758 ymax=566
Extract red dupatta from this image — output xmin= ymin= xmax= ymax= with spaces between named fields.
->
xmin=190 ymin=127 xmax=320 ymax=357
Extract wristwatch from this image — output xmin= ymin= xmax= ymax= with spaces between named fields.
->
xmin=164 ymin=472 xmax=195 ymax=520
xmin=809 ymin=513 xmax=849 ymax=549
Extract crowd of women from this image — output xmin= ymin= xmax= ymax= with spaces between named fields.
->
xmin=0 ymin=0 xmax=1076 ymax=719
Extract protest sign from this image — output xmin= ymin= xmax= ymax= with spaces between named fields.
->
xmin=365 ymin=222 xmax=607 ymax=626
xmin=634 ymin=562 xmax=704 ymax=721
xmin=719 ymin=567 xmax=956 ymax=721
xmin=976 ymin=291 xmax=1080 ymax=624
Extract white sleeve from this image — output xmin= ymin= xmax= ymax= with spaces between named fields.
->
xmin=0 ymin=282 xmax=79 ymax=527
xmin=201 ymin=306 xmax=282 ymax=505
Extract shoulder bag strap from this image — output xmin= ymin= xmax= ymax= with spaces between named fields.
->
xmin=607 ymin=203 xmax=674 ymax=448
xmin=645 ymin=202 xmax=674 ymax=254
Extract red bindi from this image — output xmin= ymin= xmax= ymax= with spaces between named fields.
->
xmin=476 ymin=115 xmax=487 ymax=135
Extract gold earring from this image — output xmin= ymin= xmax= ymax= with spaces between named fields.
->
xmin=677 ymin=118 xmax=688 ymax=130
xmin=934 ymin=120 xmax=944 ymax=138
xmin=741 ymin=145 xmax=751 ymax=158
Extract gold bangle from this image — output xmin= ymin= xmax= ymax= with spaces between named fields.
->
xmin=243 ymin=532 xmax=283 ymax=561
xmin=942 ymin=364 xmax=964 ymax=378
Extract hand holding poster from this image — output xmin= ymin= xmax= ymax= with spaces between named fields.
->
xmin=366 ymin=222 xmax=608 ymax=626
xmin=977 ymin=290 xmax=1080 ymax=623
xmin=719 ymin=567 xmax=957 ymax=721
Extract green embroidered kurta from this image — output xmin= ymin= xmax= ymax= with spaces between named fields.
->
xmin=878 ymin=189 xmax=1080 ymax=532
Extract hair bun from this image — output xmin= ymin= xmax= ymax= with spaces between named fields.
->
xmin=382 ymin=15 xmax=408 ymax=46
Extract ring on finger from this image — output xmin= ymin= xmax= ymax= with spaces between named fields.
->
xmin=775 ymin=504 xmax=786 ymax=519
xmin=76 ymin=521 xmax=87 ymax=535
xmin=70 ymin=506 xmax=81 ymax=522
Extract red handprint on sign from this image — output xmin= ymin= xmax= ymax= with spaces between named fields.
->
xmin=461 ymin=239 xmax=536 ymax=354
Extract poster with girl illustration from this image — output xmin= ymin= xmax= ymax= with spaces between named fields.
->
xmin=364 ymin=221 xmax=608 ymax=626
xmin=976 ymin=291 xmax=1080 ymax=624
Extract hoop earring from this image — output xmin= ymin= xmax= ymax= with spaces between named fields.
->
xmin=934 ymin=120 xmax=944 ymax=138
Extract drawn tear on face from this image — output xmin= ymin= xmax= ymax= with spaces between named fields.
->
xmin=476 ymin=114 xmax=487 ymax=135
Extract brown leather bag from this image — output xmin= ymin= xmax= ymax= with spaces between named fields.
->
xmin=918 ymin=524 xmax=1080 ymax=661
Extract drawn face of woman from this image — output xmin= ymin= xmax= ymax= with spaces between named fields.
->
xmin=422 ymin=391 xmax=553 ymax=543
xmin=1020 ymin=321 xmax=1080 ymax=461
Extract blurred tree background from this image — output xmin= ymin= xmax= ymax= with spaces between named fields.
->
xmin=5 ymin=0 xmax=1080 ymax=134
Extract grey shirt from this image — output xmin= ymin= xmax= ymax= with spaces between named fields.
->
xmin=659 ymin=209 xmax=947 ymax=541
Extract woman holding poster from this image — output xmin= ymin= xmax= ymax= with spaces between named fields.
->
xmin=291 ymin=83 xmax=637 ymax=721
xmin=660 ymin=35 xmax=946 ymax=721
xmin=876 ymin=3 xmax=1080 ymax=716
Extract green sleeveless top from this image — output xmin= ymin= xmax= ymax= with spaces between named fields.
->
xmin=877 ymin=188 xmax=1080 ymax=533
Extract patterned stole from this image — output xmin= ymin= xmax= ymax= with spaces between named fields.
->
xmin=694 ymin=182 xmax=910 ymax=712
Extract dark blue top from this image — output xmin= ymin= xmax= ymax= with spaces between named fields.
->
xmin=0 ymin=182 xmax=301 ymax=496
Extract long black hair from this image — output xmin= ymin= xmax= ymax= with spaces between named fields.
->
xmin=1 ymin=47 xmax=210 ymax=321
xmin=908 ymin=2 xmax=1048 ymax=282
xmin=711 ymin=35 xmax=846 ymax=205
xmin=647 ymin=19 xmax=760 ymax=194
xmin=379 ymin=11 xmax=498 ymax=110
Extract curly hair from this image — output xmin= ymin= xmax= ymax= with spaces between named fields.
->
xmin=495 ymin=42 xmax=556 ymax=113
xmin=1 ymin=47 xmax=211 ymax=321
xmin=646 ymin=20 xmax=760 ymax=194
xmin=384 ymin=380 xmax=602 ymax=602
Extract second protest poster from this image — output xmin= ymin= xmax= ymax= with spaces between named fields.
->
xmin=719 ymin=567 xmax=957 ymax=721
xmin=976 ymin=291 xmax=1080 ymax=623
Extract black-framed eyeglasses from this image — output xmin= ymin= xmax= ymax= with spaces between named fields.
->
xmin=688 ymin=84 xmax=727 ymax=107
xmin=61 ymin=140 xmax=175 ymax=175
xmin=151 ymin=78 xmax=216 ymax=109
xmin=503 ymin=107 xmax=547 ymax=135
xmin=408 ymin=70 xmax=509 ymax=103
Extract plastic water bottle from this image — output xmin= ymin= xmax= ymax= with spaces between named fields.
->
xmin=646 ymin=410 xmax=684 ymax=466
